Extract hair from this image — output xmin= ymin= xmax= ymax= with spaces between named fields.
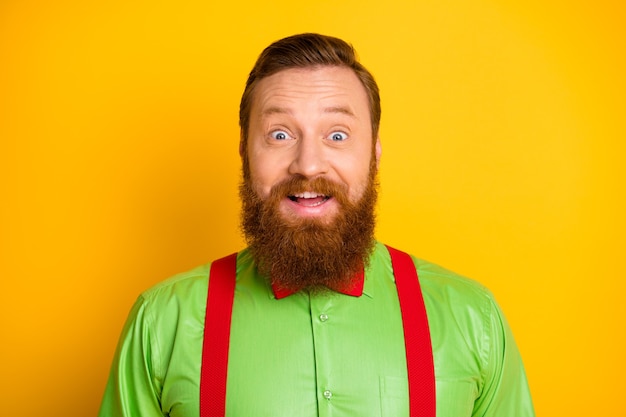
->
xmin=239 ymin=33 xmax=381 ymax=145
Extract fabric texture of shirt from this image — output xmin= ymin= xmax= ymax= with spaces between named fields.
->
xmin=99 ymin=242 xmax=535 ymax=417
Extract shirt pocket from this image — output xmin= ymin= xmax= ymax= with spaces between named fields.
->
xmin=435 ymin=379 xmax=477 ymax=417
xmin=379 ymin=376 xmax=409 ymax=417
xmin=379 ymin=377 xmax=477 ymax=417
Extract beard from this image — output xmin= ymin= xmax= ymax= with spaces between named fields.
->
xmin=240 ymin=162 xmax=378 ymax=294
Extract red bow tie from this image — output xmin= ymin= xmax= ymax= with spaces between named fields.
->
xmin=271 ymin=266 xmax=365 ymax=299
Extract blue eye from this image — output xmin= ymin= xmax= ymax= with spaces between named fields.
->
xmin=329 ymin=132 xmax=348 ymax=141
xmin=271 ymin=130 xmax=290 ymax=140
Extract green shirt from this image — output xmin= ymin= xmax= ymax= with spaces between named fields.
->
xmin=99 ymin=242 xmax=534 ymax=417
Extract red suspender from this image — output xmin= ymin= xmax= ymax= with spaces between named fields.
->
xmin=200 ymin=247 xmax=435 ymax=417
xmin=386 ymin=245 xmax=436 ymax=417
xmin=199 ymin=252 xmax=237 ymax=417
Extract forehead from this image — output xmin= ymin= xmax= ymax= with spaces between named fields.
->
xmin=251 ymin=66 xmax=370 ymax=120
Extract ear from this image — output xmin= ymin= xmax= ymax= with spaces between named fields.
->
xmin=375 ymin=135 xmax=382 ymax=169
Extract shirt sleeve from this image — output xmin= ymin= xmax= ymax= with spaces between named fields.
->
xmin=472 ymin=296 xmax=535 ymax=417
xmin=98 ymin=296 xmax=164 ymax=417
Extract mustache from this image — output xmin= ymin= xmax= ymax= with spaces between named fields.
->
xmin=267 ymin=176 xmax=351 ymax=206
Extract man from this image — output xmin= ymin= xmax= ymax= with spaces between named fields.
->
xmin=99 ymin=33 xmax=534 ymax=416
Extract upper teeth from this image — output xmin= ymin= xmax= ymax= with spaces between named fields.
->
xmin=294 ymin=192 xmax=321 ymax=198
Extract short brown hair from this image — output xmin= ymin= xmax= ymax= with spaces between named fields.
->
xmin=239 ymin=33 xmax=381 ymax=144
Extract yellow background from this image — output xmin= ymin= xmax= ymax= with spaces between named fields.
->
xmin=1 ymin=0 xmax=624 ymax=415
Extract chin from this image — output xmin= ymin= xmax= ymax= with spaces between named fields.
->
xmin=279 ymin=212 xmax=339 ymax=228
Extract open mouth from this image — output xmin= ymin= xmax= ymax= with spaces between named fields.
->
xmin=288 ymin=192 xmax=331 ymax=207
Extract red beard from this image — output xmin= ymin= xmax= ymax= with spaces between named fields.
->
xmin=240 ymin=167 xmax=378 ymax=294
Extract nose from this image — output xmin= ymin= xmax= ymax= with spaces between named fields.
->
xmin=287 ymin=136 xmax=329 ymax=178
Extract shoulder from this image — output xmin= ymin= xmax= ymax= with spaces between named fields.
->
xmin=130 ymin=262 xmax=217 ymax=332
xmin=123 ymin=261 xmax=216 ymax=369
xmin=140 ymin=263 xmax=211 ymax=304
xmin=377 ymin=243 xmax=498 ymax=335
xmin=412 ymin=257 xmax=498 ymax=338
xmin=413 ymin=257 xmax=493 ymax=307
xmin=382 ymin=246 xmax=511 ymax=387
xmin=376 ymin=242 xmax=493 ymax=306
xmin=135 ymin=250 xmax=254 ymax=315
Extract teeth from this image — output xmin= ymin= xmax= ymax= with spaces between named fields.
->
xmin=294 ymin=192 xmax=321 ymax=198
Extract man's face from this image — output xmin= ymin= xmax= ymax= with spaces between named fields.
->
xmin=244 ymin=66 xmax=381 ymax=224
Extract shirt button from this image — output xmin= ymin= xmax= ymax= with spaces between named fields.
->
xmin=319 ymin=313 xmax=329 ymax=322
xmin=323 ymin=390 xmax=333 ymax=399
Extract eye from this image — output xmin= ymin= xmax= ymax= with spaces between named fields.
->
xmin=270 ymin=130 xmax=291 ymax=140
xmin=328 ymin=131 xmax=348 ymax=141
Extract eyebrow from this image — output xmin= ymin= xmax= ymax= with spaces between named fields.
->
xmin=261 ymin=106 xmax=356 ymax=118
xmin=261 ymin=106 xmax=291 ymax=117
xmin=323 ymin=106 xmax=356 ymax=118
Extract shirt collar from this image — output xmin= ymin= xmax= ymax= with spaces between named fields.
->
xmin=271 ymin=265 xmax=365 ymax=299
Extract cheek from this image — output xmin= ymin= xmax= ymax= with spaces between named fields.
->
xmin=248 ymin=161 xmax=280 ymax=199
xmin=247 ymin=148 xmax=276 ymax=194
xmin=248 ymin=174 xmax=271 ymax=200
xmin=344 ymin=160 xmax=374 ymax=202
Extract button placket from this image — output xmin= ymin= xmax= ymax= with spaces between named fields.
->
xmin=310 ymin=295 xmax=336 ymax=416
